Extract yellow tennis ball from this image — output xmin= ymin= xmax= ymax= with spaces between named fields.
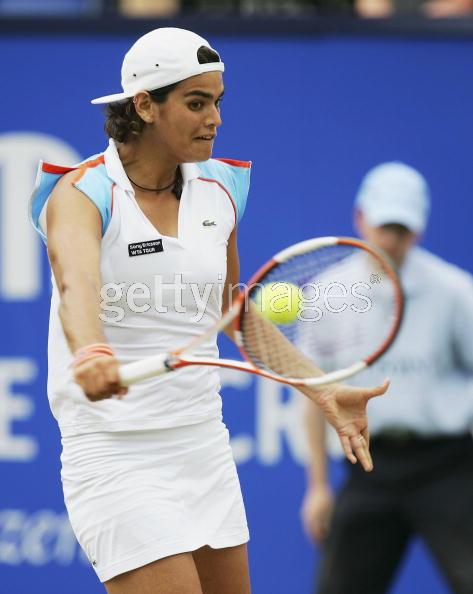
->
xmin=255 ymin=282 xmax=301 ymax=324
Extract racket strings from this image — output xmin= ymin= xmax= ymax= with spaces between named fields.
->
xmin=239 ymin=244 xmax=399 ymax=379
xmin=242 ymin=303 xmax=322 ymax=380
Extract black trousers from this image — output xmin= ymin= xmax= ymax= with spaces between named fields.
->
xmin=316 ymin=434 xmax=473 ymax=594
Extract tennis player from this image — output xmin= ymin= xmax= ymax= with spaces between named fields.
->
xmin=30 ymin=28 xmax=388 ymax=594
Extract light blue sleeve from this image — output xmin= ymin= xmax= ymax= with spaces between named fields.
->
xmin=29 ymin=157 xmax=113 ymax=242
xmin=73 ymin=163 xmax=113 ymax=235
xmin=198 ymin=158 xmax=252 ymax=224
xmin=451 ymin=273 xmax=473 ymax=372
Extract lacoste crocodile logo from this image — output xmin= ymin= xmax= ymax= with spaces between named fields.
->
xmin=202 ymin=220 xmax=217 ymax=227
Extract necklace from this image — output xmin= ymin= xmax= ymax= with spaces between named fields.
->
xmin=126 ymin=171 xmax=178 ymax=193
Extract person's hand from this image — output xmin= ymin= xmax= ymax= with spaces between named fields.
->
xmin=308 ymin=379 xmax=389 ymax=471
xmin=73 ymin=356 xmax=128 ymax=401
xmin=301 ymin=485 xmax=334 ymax=543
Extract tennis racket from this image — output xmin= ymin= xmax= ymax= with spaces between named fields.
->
xmin=118 ymin=236 xmax=403 ymax=388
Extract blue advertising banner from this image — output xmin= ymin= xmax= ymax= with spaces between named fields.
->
xmin=1 ymin=32 xmax=472 ymax=594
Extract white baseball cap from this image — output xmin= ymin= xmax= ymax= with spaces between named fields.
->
xmin=355 ymin=162 xmax=431 ymax=234
xmin=91 ymin=27 xmax=225 ymax=105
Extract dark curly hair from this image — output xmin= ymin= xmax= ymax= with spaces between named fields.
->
xmin=104 ymin=46 xmax=221 ymax=144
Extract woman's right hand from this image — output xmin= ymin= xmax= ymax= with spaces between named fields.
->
xmin=300 ymin=485 xmax=334 ymax=543
xmin=73 ymin=356 xmax=128 ymax=401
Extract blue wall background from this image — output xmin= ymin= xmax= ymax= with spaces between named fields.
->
xmin=0 ymin=31 xmax=472 ymax=594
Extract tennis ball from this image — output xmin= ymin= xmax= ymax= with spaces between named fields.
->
xmin=254 ymin=282 xmax=301 ymax=325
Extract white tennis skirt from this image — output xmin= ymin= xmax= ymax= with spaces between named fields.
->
xmin=60 ymin=417 xmax=249 ymax=582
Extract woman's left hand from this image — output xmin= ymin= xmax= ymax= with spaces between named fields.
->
xmin=308 ymin=379 xmax=390 ymax=472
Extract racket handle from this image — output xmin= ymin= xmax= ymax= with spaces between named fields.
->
xmin=119 ymin=353 xmax=172 ymax=387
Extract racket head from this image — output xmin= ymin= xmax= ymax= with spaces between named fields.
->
xmin=233 ymin=236 xmax=404 ymax=386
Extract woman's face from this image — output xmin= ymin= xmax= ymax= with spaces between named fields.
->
xmin=142 ymin=71 xmax=224 ymax=163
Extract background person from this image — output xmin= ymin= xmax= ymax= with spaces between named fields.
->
xmin=301 ymin=162 xmax=473 ymax=594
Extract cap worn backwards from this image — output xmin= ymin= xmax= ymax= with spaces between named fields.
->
xmin=355 ymin=162 xmax=431 ymax=234
xmin=91 ymin=27 xmax=225 ymax=105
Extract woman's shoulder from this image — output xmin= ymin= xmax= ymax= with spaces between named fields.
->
xmin=197 ymin=158 xmax=252 ymax=224
xmin=30 ymin=152 xmax=114 ymax=241
xmin=198 ymin=157 xmax=251 ymax=179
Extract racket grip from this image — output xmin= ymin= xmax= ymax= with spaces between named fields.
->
xmin=119 ymin=353 xmax=172 ymax=387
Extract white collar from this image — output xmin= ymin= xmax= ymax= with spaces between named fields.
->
xmin=103 ymin=139 xmax=201 ymax=192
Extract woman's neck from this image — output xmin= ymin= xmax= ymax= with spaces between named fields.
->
xmin=118 ymin=136 xmax=179 ymax=190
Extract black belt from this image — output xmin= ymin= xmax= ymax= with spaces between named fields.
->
xmin=372 ymin=429 xmax=472 ymax=447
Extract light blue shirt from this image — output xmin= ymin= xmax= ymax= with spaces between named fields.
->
xmin=343 ymin=246 xmax=473 ymax=438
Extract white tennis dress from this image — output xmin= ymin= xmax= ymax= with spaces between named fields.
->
xmin=30 ymin=139 xmax=251 ymax=581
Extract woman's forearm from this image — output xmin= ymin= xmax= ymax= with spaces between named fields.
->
xmin=57 ymin=271 xmax=107 ymax=353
